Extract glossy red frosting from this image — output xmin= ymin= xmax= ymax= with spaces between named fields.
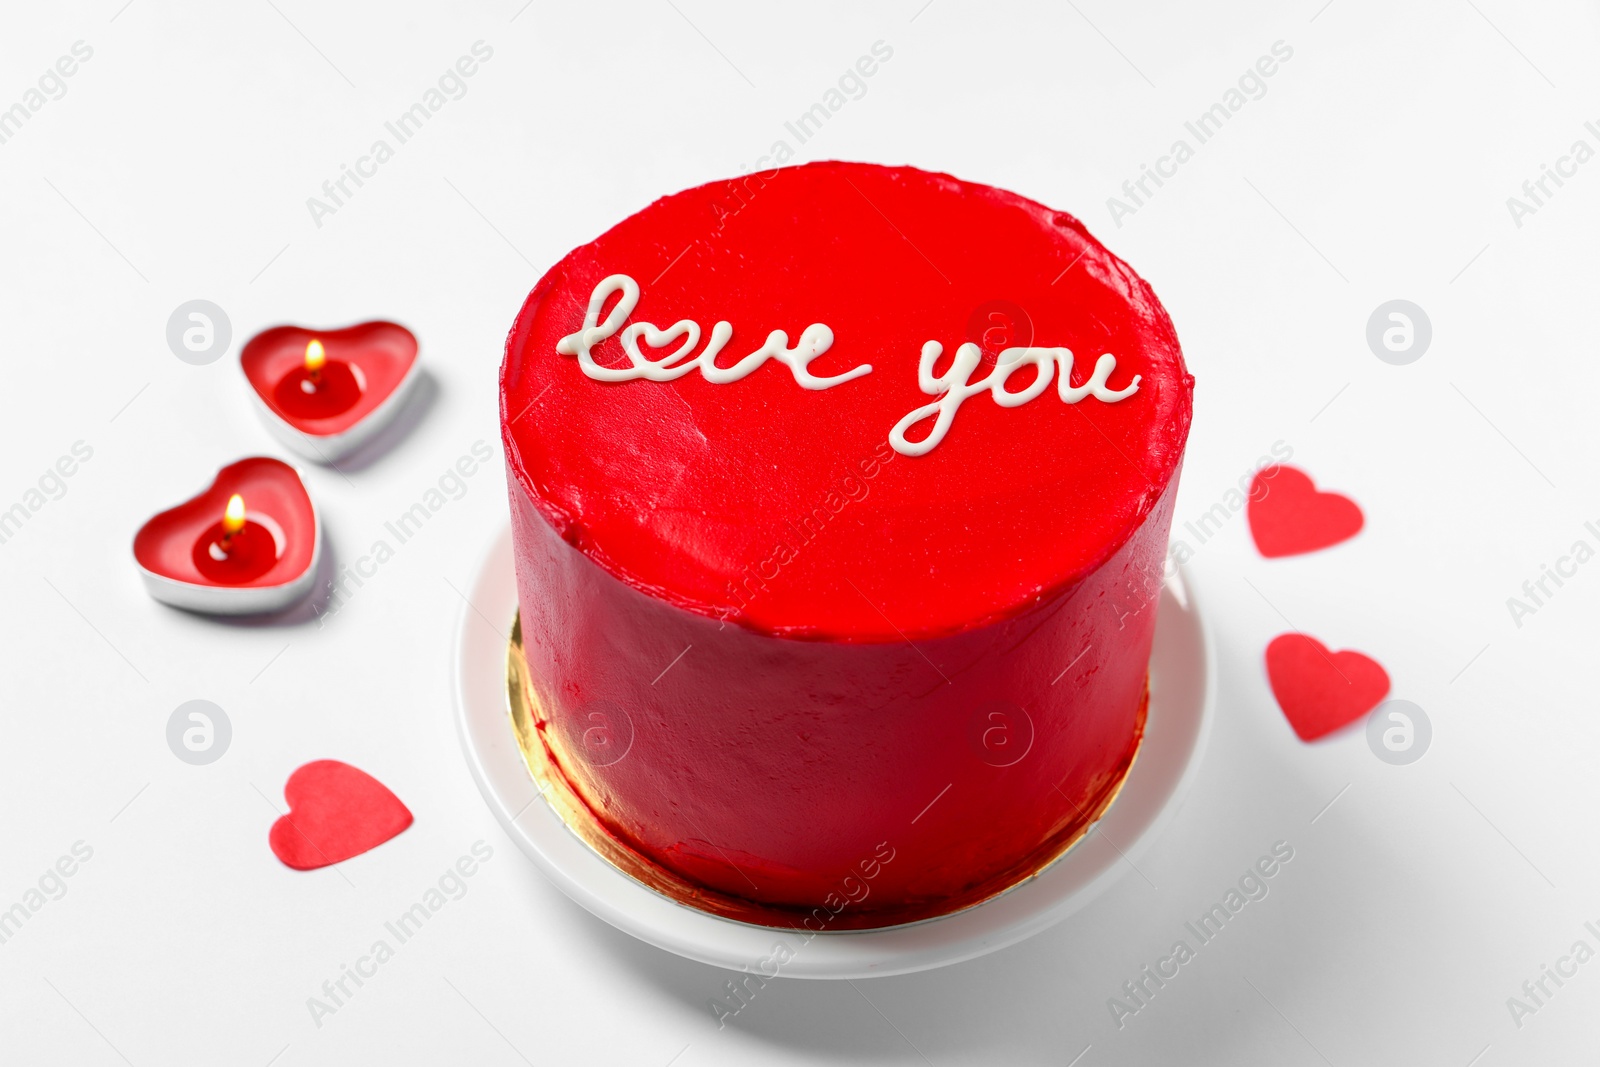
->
xmin=501 ymin=162 xmax=1192 ymax=922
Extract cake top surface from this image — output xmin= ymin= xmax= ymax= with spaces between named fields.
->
xmin=502 ymin=161 xmax=1192 ymax=640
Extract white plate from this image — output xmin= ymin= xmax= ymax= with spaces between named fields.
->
xmin=453 ymin=527 xmax=1213 ymax=979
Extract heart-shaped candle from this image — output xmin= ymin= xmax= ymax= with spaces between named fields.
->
xmin=241 ymin=321 xmax=420 ymax=463
xmin=133 ymin=457 xmax=320 ymax=614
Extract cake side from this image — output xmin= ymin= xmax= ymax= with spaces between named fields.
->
xmin=507 ymin=468 xmax=1176 ymax=918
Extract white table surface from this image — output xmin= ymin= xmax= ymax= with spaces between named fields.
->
xmin=3 ymin=1 xmax=1596 ymax=1063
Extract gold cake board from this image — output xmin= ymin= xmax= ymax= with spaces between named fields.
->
xmin=506 ymin=613 xmax=1145 ymax=931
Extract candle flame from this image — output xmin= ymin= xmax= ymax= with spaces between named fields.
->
xmin=223 ymin=493 xmax=247 ymax=535
xmin=305 ymin=338 xmax=326 ymax=374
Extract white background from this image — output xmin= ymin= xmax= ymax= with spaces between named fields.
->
xmin=2 ymin=1 xmax=1597 ymax=1063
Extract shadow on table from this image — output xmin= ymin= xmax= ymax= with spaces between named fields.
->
xmin=325 ymin=367 xmax=439 ymax=474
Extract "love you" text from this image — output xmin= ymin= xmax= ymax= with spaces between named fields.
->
xmin=555 ymin=274 xmax=1140 ymax=456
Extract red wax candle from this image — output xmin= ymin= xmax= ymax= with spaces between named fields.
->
xmin=241 ymin=322 xmax=419 ymax=463
xmin=190 ymin=494 xmax=280 ymax=584
xmin=270 ymin=339 xmax=366 ymax=420
xmin=134 ymin=458 xmax=320 ymax=615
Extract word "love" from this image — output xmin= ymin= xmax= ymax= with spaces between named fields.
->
xmin=556 ymin=274 xmax=872 ymax=390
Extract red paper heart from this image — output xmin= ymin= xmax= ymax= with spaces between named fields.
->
xmin=269 ymin=761 xmax=413 ymax=870
xmin=1265 ymin=634 xmax=1390 ymax=741
xmin=133 ymin=457 xmax=319 ymax=614
xmin=1247 ymin=465 xmax=1364 ymax=558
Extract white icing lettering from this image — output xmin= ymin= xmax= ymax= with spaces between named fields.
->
xmin=555 ymin=274 xmax=1140 ymax=458
xmin=888 ymin=341 xmax=1140 ymax=457
xmin=557 ymin=274 xmax=870 ymax=390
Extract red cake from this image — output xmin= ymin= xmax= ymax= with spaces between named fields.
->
xmin=500 ymin=161 xmax=1193 ymax=927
